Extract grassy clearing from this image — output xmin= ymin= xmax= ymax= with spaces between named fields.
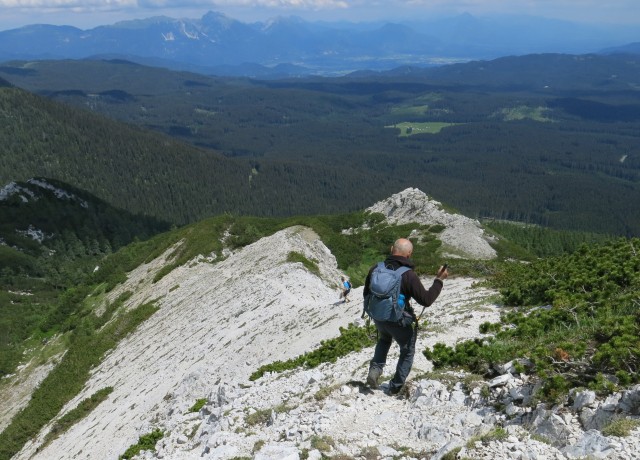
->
xmin=389 ymin=93 xmax=444 ymax=117
xmin=495 ymin=105 xmax=553 ymax=122
xmin=387 ymin=122 xmax=458 ymax=136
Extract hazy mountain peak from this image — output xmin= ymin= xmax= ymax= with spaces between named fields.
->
xmin=200 ymin=10 xmax=236 ymax=28
xmin=260 ymin=15 xmax=308 ymax=32
xmin=1 ymin=10 xmax=637 ymax=76
xmin=106 ymin=15 xmax=176 ymax=29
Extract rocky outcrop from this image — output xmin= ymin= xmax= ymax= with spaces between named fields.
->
xmin=367 ymin=188 xmax=497 ymax=260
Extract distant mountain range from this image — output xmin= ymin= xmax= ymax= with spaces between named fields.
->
xmin=0 ymin=11 xmax=638 ymax=77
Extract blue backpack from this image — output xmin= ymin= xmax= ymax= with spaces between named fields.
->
xmin=364 ymin=262 xmax=411 ymax=322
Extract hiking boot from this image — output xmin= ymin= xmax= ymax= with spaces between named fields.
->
xmin=382 ymin=382 xmax=411 ymax=399
xmin=387 ymin=385 xmax=402 ymax=396
xmin=366 ymin=367 xmax=382 ymax=388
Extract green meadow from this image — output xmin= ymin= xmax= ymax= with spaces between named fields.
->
xmin=387 ymin=121 xmax=458 ymax=136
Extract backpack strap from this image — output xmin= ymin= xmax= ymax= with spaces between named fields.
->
xmin=393 ymin=266 xmax=415 ymax=323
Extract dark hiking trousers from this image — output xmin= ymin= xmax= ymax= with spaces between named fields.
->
xmin=370 ymin=316 xmax=417 ymax=394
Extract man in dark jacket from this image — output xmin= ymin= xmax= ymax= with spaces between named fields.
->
xmin=364 ymin=238 xmax=448 ymax=395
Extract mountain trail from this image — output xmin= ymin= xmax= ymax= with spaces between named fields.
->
xmin=11 ymin=219 xmax=501 ymax=459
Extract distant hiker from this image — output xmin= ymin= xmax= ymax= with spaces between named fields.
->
xmin=362 ymin=238 xmax=448 ymax=395
xmin=339 ymin=276 xmax=352 ymax=303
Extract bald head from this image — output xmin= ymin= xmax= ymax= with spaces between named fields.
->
xmin=391 ymin=238 xmax=413 ymax=257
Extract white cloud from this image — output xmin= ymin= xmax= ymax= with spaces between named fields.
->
xmin=0 ymin=0 xmax=349 ymax=8
xmin=0 ymin=0 xmax=134 ymax=6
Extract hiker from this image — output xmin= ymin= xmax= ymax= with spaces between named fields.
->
xmin=363 ymin=238 xmax=448 ymax=395
xmin=339 ymin=276 xmax=352 ymax=303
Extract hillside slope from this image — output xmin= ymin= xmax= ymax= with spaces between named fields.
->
xmin=9 ymin=223 xmax=503 ymax=460
xmin=11 ymin=230 xmax=640 ymax=459
xmin=3 ymin=58 xmax=640 ymax=235
xmin=3 ymin=190 xmax=640 ymax=460
xmin=0 ymin=86 xmax=393 ymax=224
xmin=13 ymin=226 xmax=351 ymax=458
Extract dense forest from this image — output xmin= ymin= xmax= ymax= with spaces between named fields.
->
xmin=1 ymin=56 xmax=639 ymax=236
xmin=0 ymin=86 xmax=403 ymax=224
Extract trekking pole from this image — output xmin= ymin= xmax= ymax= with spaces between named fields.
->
xmin=416 ymin=306 xmax=427 ymax=323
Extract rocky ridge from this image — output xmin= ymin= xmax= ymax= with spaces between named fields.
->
xmin=4 ymin=188 xmax=639 ymax=459
xmin=367 ymin=188 xmax=497 ymax=260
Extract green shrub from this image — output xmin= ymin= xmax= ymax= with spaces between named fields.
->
xmin=358 ymin=446 xmax=380 ymax=459
xmin=187 ymin=398 xmax=207 ymax=413
xmin=249 ymin=323 xmax=376 ymax=380
xmin=0 ymin=302 xmax=158 ymax=460
xmin=314 ymin=384 xmax=340 ymax=401
xmin=245 ymin=408 xmax=270 ymax=427
xmin=252 ymin=440 xmax=266 ymax=453
xmin=245 ymin=403 xmax=294 ymax=427
xmin=423 ymin=238 xmax=640 ymax=403
xmin=479 ymin=427 xmax=509 ymax=443
xmin=441 ymin=447 xmax=462 ymax=460
xmin=43 ymin=387 xmax=113 ymax=446
xmin=601 ymin=418 xmax=640 ymax=437
xmin=484 ymin=221 xmax=613 ymax=259
xmin=120 ymin=428 xmax=164 ymax=459
xmin=310 ymin=435 xmax=335 ymax=452
xmin=286 ymin=251 xmax=320 ymax=276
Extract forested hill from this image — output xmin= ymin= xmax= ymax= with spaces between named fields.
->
xmin=0 ymin=178 xmax=170 ymax=258
xmin=0 ymin=177 xmax=171 ymax=380
xmin=2 ymin=57 xmax=640 ymax=235
xmin=0 ymin=86 xmax=405 ymax=224
xmin=373 ymin=53 xmax=640 ymax=91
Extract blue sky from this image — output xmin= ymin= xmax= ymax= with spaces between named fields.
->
xmin=0 ymin=0 xmax=639 ymax=31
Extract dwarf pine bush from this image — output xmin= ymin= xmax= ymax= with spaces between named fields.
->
xmin=187 ymin=398 xmax=207 ymax=413
xmin=249 ymin=323 xmax=375 ymax=380
xmin=119 ymin=428 xmax=163 ymax=459
xmin=424 ymin=238 xmax=640 ymax=402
